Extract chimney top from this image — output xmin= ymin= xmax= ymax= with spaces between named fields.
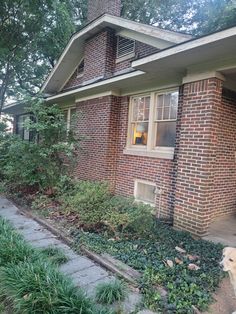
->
xmin=87 ymin=0 xmax=121 ymax=23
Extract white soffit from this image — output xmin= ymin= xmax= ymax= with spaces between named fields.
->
xmin=132 ymin=27 xmax=236 ymax=74
xmin=41 ymin=14 xmax=191 ymax=94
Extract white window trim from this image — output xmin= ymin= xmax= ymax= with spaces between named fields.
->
xmin=124 ymin=88 xmax=178 ymax=160
xmin=134 ymin=179 xmax=156 ymax=207
xmin=64 ymin=107 xmax=76 ymax=132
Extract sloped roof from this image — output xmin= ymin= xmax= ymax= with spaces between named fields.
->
xmin=41 ymin=14 xmax=192 ymax=94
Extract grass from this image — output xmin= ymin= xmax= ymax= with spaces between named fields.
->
xmin=40 ymin=246 xmax=69 ymax=265
xmin=95 ymin=280 xmax=126 ymax=305
xmin=0 ymin=260 xmax=93 ymax=314
xmin=0 ymin=218 xmax=111 ymax=314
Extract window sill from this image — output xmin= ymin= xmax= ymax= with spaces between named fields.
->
xmin=123 ymin=148 xmax=174 ymax=160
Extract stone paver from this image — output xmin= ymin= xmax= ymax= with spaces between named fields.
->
xmin=0 ymin=196 xmax=142 ymax=313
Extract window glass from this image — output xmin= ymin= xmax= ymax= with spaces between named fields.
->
xmin=136 ymin=181 xmax=156 ymax=204
xmin=16 ymin=114 xmax=32 ymax=141
xmin=155 ymin=91 xmax=178 ymax=147
xmin=131 ymin=96 xmax=150 ymax=146
xmin=156 ymin=121 xmax=176 ymax=147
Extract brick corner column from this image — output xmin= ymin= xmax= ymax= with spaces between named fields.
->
xmin=173 ymin=77 xmax=223 ymax=236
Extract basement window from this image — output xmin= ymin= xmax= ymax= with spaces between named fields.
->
xmin=134 ymin=180 xmax=156 ymax=206
xmin=116 ymin=36 xmax=135 ymax=60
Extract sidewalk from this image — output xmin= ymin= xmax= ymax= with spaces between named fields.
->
xmin=0 ymin=196 xmax=142 ymax=313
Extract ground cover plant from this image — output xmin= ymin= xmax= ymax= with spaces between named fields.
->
xmin=26 ymin=180 xmax=225 ymax=314
xmin=1 ymin=184 xmax=224 ymax=313
xmin=0 ymin=218 xmax=111 ymax=314
xmin=75 ymin=223 xmax=223 ymax=314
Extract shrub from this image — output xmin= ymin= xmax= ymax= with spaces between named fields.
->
xmin=62 ymin=181 xmax=111 ymax=228
xmin=103 ymin=196 xmax=154 ymax=235
xmin=0 ymin=260 xmax=94 ymax=314
xmin=95 ymin=280 xmax=126 ymax=305
xmin=0 ymin=99 xmax=78 ymax=193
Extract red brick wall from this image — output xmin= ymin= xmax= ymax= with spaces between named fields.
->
xmin=114 ymin=97 xmax=176 ymax=220
xmin=213 ymin=88 xmax=236 ymax=218
xmin=87 ymin=0 xmax=121 ymax=22
xmin=74 ymin=95 xmax=120 ymax=190
xmin=83 ymin=28 xmax=116 ymax=83
xmin=114 ymin=41 xmax=159 ymax=74
xmin=173 ymin=78 xmax=223 ymax=236
xmin=63 ymin=69 xmax=83 ymax=90
xmin=72 ymin=80 xmax=235 ymax=236
xmin=63 ymin=32 xmax=160 ymax=91
xmin=74 ymin=94 xmax=176 ymax=221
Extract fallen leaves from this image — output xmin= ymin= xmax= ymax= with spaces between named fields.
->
xmin=175 ymin=246 xmax=186 ymax=254
xmin=188 ymin=263 xmax=200 ymax=271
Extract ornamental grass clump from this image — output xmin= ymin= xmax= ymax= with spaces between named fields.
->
xmin=0 ymin=260 xmax=94 ymax=314
xmin=95 ymin=280 xmax=127 ymax=305
xmin=40 ymin=247 xmax=69 ymax=265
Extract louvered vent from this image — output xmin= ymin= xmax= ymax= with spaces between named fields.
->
xmin=117 ymin=36 xmax=135 ymax=59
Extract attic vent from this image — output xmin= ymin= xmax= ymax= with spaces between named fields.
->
xmin=117 ymin=36 xmax=135 ymax=59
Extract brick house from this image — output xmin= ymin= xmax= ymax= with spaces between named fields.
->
xmin=4 ymin=0 xmax=236 ymax=237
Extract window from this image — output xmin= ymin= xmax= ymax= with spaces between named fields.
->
xmin=155 ymin=92 xmax=178 ymax=147
xmin=126 ymin=90 xmax=179 ymax=159
xmin=117 ymin=36 xmax=135 ymax=59
xmin=76 ymin=59 xmax=84 ymax=78
xmin=16 ymin=114 xmax=34 ymax=141
xmin=131 ymin=96 xmax=150 ymax=146
xmin=134 ymin=180 xmax=156 ymax=205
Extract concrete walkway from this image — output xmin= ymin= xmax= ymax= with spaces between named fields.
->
xmin=203 ymin=215 xmax=236 ymax=247
xmin=0 ymin=196 xmax=141 ymax=313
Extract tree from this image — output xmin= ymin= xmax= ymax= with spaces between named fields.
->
xmin=121 ymin=0 xmax=236 ymax=35
xmin=0 ymin=0 xmax=78 ymax=114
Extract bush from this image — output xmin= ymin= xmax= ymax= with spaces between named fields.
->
xmin=95 ymin=280 xmax=126 ymax=305
xmin=62 ymin=181 xmax=111 ymax=228
xmin=103 ymin=196 xmax=154 ymax=235
xmin=0 ymin=99 xmax=78 ymax=193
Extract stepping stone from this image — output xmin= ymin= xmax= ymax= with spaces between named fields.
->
xmin=72 ymin=265 xmax=109 ymax=287
xmin=30 ymin=237 xmax=62 ymax=248
xmin=0 ymin=196 xmax=144 ymax=313
xmin=60 ymin=256 xmax=94 ymax=275
xmin=23 ymin=230 xmax=57 ymax=242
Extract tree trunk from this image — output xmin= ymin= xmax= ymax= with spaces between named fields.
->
xmin=0 ymin=63 xmax=10 ymax=115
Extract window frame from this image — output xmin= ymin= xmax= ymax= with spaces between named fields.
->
xmin=63 ymin=107 xmax=76 ymax=133
xmin=125 ymin=89 xmax=179 ymax=159
xmin=116 ymin=35 xmax=136 ymax=61
xmin=16 ymin=113 xmax=35 ymax=141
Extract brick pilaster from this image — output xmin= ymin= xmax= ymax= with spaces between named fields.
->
xmin=173 ymin=78 xmax=223 ymax=236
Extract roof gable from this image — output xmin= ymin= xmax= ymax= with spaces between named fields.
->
xmin=41 ymin=14 xmax=192 ymax=94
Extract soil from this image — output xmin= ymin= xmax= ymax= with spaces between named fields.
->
xmin=202 ymin=277 xmax=236 ymax=314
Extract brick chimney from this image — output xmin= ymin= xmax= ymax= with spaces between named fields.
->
xmin=87 ymin=0 xmax=121 ymax=22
